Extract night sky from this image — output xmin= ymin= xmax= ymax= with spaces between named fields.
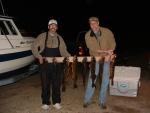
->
xmin=1 ymin=0 xmax=150 ymax=51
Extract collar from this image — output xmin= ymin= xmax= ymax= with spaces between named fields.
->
xmin=90 ymin=29 xmax=101 ymax=37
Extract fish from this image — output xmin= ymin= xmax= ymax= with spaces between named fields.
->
xmin=52 ymin=57 xmax=58 ymax=86
xmin=110 ymin=54 xmax=117 ymax=86
xmin=90 ymin=56 xmax=96 ymax=88
xmin=72 ymin=56 xmax=78 ymax=89
xmin=40 ymin=58 xmax=48 ymax=90
xmin=98 ymin=56 xmax=105 ymax=89
xmin=82 ymin=57 xmax=88 ymax=90
xmin=62 ymin=56 xmax=70 ymax=92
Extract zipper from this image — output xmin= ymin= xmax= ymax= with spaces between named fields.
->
xmin=97 ymin=36 xmax=101 ymax=56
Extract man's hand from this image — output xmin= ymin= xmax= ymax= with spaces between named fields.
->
xmin=97 ymin=49 xmax=113 ymax=55
xmin=39 ymin=57 xmax=46 ymax=64
xmin=97 ymin=49 xmax=114 ymax=62
xmin=107 ymin=50 xmax=114 ymax=55
xmin=105 ymin=55 xmax=111 ymax=62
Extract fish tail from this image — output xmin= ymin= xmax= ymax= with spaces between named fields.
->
xmin=111 ymin=78 xmax=114 ymax=86
xmin=74 ymin=83 xmax=78 ymax=89
xmin=92 ymin=83 xmax=96 ymax=88
xmin=83 ymin=84 xmax=85 ymax=90
xmin=99 ymin=77 xmax=102 ymax=88
xmin=62 ymin=85 xmax=66 ymax=92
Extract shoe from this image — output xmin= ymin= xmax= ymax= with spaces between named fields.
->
xmin=99 ymin=102 xmax=107 ymax=109
xmin=83 ymin=102 xmax=89 ymax=108
xmin=41 ymin=104 xmax=49 ymax=110
xmin=53 ymin=103 xmax=62 ymax=109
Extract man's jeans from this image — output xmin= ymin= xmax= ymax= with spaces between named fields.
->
xmin=84 ymin=61 xmax=110 ymax=103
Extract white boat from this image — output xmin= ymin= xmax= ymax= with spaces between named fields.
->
xmin=0 ymin=15 xmax=38 ymax=86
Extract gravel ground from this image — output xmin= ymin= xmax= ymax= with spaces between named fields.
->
xmin=0 ymin=52 xmax=150 ymax=113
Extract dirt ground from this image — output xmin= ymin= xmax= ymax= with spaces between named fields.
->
xmin=0 ymin=52 xmax=150 ymax=113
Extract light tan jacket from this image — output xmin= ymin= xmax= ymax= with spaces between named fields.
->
xmin=85 ymin=27 xmax=116 ymax=57
xmin=31 ymin=31 xmax=71 ymax=59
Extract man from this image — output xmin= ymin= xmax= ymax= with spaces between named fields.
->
xmin=31 ymin=19 xmax=71 ymax=110
xmin=83 ymin=17 xmax=116 ymax=109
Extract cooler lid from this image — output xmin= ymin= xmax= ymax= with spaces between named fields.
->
xmin=113 ymin=66 xmax=141 ymax=81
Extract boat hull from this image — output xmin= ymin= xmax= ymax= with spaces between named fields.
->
xmin=0 ymin=15 xmax=39 ymax=85
xmin=0 ymin=47 xmax=36 ymax=79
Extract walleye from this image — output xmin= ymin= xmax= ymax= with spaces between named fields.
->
xmin=82 ymin=57 xmax=88 ymax=90
xmin=62 ymin=56 xmax=70 ymax=92
xmin=52 ymin=58 xmax=58 ymax=86
xmin=72 ymin=56 xmax=78 ymax=89
xmin=41 ymin=58 xmax=48 ymax=90
xmin=110 ymin=54 xmax=117 ymax=86
xmin=98 ymin=56 xmax=105 ymax=89
xmin=90 ymin=56 xmax=96 ymax=88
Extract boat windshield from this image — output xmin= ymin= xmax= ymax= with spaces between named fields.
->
xmin=0 ymin=20 xmax=18 ymax=35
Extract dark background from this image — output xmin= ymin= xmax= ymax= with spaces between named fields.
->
xmin=1 ymin=0 xmax=150 ymax=52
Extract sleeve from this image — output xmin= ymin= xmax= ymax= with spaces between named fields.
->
xmin=31 ymin=34 xmax=43 ymax=59
xmin=107 ymin=30 xmax=116 ymax=51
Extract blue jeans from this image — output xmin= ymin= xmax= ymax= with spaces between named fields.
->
xmin=84 ymin=61 xmax=110 ymax=103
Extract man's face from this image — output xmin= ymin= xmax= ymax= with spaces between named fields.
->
xmin=90 ymin=21 xmax=99 ymax=33
xmin=48 ymin=24 xmax=58 ymax=33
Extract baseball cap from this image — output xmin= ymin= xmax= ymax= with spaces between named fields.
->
xmin=48 ymin=19 xmax=58 ymax=25
xmin=89 ymin=17 xmax=99 ymax=23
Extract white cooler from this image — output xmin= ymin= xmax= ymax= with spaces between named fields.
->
xmin=109 ymin=66 xmax=141 ymax=97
